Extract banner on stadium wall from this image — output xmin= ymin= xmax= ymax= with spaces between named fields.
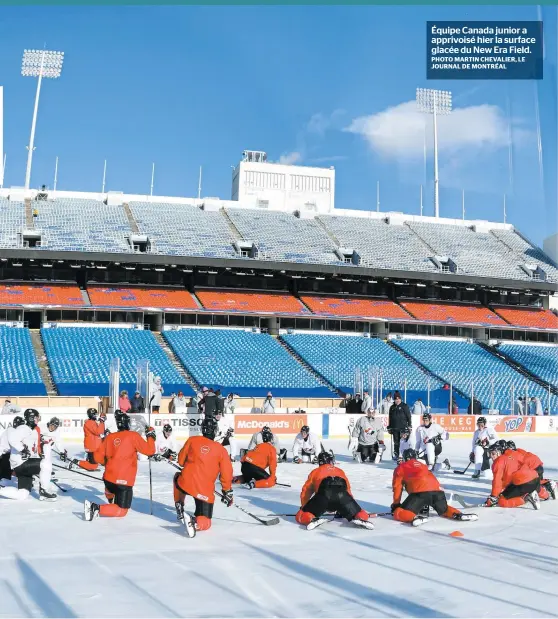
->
xmin=431 ymin=415 xmax=477 ymax=432
xmin=489 ymin=416 xmax=537 ymax=434
xmin=234 ymin=414 xmax=308 ymax=435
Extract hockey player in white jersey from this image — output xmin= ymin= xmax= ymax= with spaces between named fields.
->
xmin=350 ymin=408 xmax=386 ymax=463
xmin=153 ymin=424 xmax=178 ymax=461
xmin=246 ymin=426 xmax=287 ymax=462
xmin=0 ymin=409 xmax=57 ymax=501
xmin=471 ymin=416 xmax=498 ymax=479
xmin=396 ymin=426 xmax=415 ymax=464
xmin=415 ymin=413 xmax=451 ymax=472
xmin=0 ymin=416 xmax=25 ymax=483
xmin=293 ymin=425 xmax=322 ymax=464
xmin=214 ymin=411 xmax=238 ymax=462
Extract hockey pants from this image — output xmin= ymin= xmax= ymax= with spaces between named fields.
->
xmin=99 ymin=480 xmax=133 ymax=517
xmin=296 ymin=476 xmax=368 ymax=525
xmin=173 ymin=473 xmax=213 ymax=531
xmin=498 ymin=478 xmax=540 ymax=508
xmin=239 ymin=461 xmax=275 ymax=488
xmin=393 ymin=490 xmax=461 ymax=523
xmin=0 ymin=457 xmax=52 ymax=500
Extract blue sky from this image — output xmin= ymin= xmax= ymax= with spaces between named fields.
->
xmin=0 ymin=5 xmax=556 ymax=247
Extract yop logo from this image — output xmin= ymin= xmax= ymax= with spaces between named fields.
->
xmin=504 ymin=417 xmax=523 ymax=432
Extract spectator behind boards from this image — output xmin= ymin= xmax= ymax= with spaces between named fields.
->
xmin=150 ymin=376 xmax=164 ymax=413
xmin=262 ymin=392 xmax=276 ymax=414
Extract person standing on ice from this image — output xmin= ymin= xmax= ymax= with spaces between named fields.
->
xmin=350 ymin=408 xmax=386 ymax=463
xmin=391 ymin=449 xmax=477 ymax=527
xmin=470 ymin=416 xmax=498 ymax=479
xmin=0 ymin=409 xmax=57 ymax=502
xmin=415 ymin=413 xmax=451 ymax=472
xmin=387 ymin=391 xmax=412 ymax=461
xmin=84 ymin=412 xmax=156 ymax=521
xmin=292 ymin=425 xmax=322 ymax=464
xmin=295 ymin=451 xmax=373 ymax=530
xmin=233 ymin=426 xmax=277 ymax=489
xmin=173 ymin=416 xmax=233 ymax=537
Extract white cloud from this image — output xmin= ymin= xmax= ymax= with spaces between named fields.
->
xmin=345 ymin=100 xmax=516 ymax=159
xmin=278 ymin=151 xmax=302 ymax=165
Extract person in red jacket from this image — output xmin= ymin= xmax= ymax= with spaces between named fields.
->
xmin=83 ymin=412 xmax=156 ymax=520
xmin=233 ymin=427 xmax=277 ymax=489
xmin=295 ymin=451 xmax=373 ymax=530
xmin=173 ymin=416 xmax=233 ymax=537
xmin=506 ymin=440 xmax=556 ymax=500
xmin=485 ymin=442 xmax=540 ymax=509
xmin=77 ymin=408 xmax=106 ymax=471
xmin=392 ymin=449 xmax=477 ymax=527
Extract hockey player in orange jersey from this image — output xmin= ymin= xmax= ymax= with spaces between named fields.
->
xmin=232 ymin=427 xmax=277 ymax=489
xmin=83 ymin=412 xmax=156 ymax=520
xmin=173 ymin=416 xmax=233 ymax=537
xmin=485 ymin=441 xmax=541 ymax=509
xmin=505 ymin=440 xmax=556 ymax=501
xmin=392 ymin=449 xmax=478 ymax=527
xmin=75 ymin=408 xmax=107 ymax=471
xmin=295 ymin=451 xmax=373 ymax=530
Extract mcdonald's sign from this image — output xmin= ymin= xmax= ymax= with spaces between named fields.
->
xmin=234 ymin=414 xmax=308 ymax=435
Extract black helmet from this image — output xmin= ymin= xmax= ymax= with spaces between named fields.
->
xmin=115 ymin=413 xmax=131 ymax=431
xmin=201 ymin=416 xmax=218 ymax=440
xmin=301 ymin=425 xmax=310 ymax=434
xmin=87 ymin=408 xmax=98 ymax=420
xmin=422 ymin=412 xmax=432 ymax=423
xmin=477 ymin=416 xmax=487 ymax=426
xmin=496 ymin=439 xmax=508 ymax=451
xmin=163 ymin=424 xmax=172 ymax=434
xmin=318 ymin=450 xmax=335 ymax=466
xmin=12 ymin=416 xmax=24 ymax=428
xmin=488 ymin=442 xmax=504 ymax=457
xmin=261 ymin=427 xmax=273 ymax=443
xmin=401 ymin=426 xmax=412 ymax=437
xmin=403 ymin=448 xmax=418 ymax=462
xmin=48 ymin=417 xmax=60 ymax=429
xmin=24 ymin=408 xmax=40 ymax=428
xmin=506 ymin=440 xmax=517 ymax=451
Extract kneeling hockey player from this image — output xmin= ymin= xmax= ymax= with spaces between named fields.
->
xmin=293 ymin=425 xmax=322 ymax=464
xmin=214 ymin=411 xmax=238 ymax=462
xmin=396 ymin=427 xmax=414 ymax=464
xmin=391 ymin=448 xmax=477 ymax=527
xmin=233 ymin=426 xmax=277 ymax=489
xmin=470 ymin=416 xmax=498 ymax=479
xmin=246 ymin=425 xmax=287 ymax=462
xmin=173 ymin=416 xmax=233 ymax=537
xmin=153 ymin=424 xmax=178 ymax=461
xmin=295 ymin=451 xmax=373 ymax=530
xmin=415 ymin=413 xmax=451 ymax=471
xmin=506 ymin=440 xmax=556 ymax=500
xmin=350 ymin=408 xmax=385 ymax=463
xmin=0 ymin=416 xmax=24 ymax=484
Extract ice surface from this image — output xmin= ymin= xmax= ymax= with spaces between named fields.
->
xmin=1 ymin=436 xmax=557 ymax=618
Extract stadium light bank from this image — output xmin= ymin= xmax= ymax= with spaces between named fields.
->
xmin=416 ymin=87 xmax=452 ymax=218
xmin=21 ymin=49 xmax=65 ymax=191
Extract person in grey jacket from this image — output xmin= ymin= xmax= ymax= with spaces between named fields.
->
xmin=361 ymin=390 xmax=372 ymax=413
xmin=350 ymin=408 xmax=385 ymax=463
xmin=262 ymin=393 xmax=276 ymax=414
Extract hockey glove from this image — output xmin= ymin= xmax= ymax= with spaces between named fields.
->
xmin=221 ymin=490 xmax=233 ymax=507
xmin=485 ymin=495 xmax=498 ymax=507
xmin=20 ymin=446 xmax=31 ymax=461
xmin=59 ymin=449 xmax=68 ymax=462
xmin=145 ymin=427 xmax=156 ymax=440
xmin=431 ymin=435 xmax=441 ymax=446
xmin=348 ymin=437 xmax=358 ymax=452
xmin=391 ymin=502 xmax=401 ymax=514
xmin=469 ymin=451 xmax=475 ymax=464
xmin=151 ymin=454 xmax=163 ymax=462
xmin=99 ymin=413 xmax=107 ymax=422
xmin=293 ymin=456 xmax=301 ymax=464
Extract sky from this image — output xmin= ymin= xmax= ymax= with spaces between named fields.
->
xmin=0 ymin=5 xmax=556 ymax=247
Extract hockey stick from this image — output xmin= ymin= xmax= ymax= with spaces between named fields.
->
xmin=447 ymin=491 xmax=486 ymax=509
xmin=51 ymin=479 xmax=68 ymax=493
xmin=453 ymin=462 xmax=472 ymax=475
xmin=148 ymin=394 xmax=155 ymax=517
xmin=215 ymin=489 xmax=279 ymax=526
xmin=52 ymin=463 xmax=104 ymax=483
xmin=267 ymin=511 xmax=392 ymax=518
xmin=276 ymin=482 xmax=291 ymax=488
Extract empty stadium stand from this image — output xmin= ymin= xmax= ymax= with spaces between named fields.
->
xmin=497 ymin=343 xmax=558 ymax=388
xmin=493 ymin=307 xmax=558 ymax=330
xmin=0 ymin=198 xmax=26 ymax=249
xmin=393 ymin=338 xmax=557 ymax=412
xmin=491 ymin=229 xmax=558 ymax=281
xmin=41 ymin=326 xmax=192 ymax=396
xmin=300 ymin=296 xmax=412 ymax=321
xmin=88 ymin=286 xmax=198 ymax=310
xmin=400 ymin=301 xmax=506 ymax=327
xmin=0 ymin=326 xmax=46 ymax=396
xmin=162 ymin=328 xmax=334 ymax=397
xmin=196 ymin=290 xmax=309 ymax=315
xmin=0 ymin=284 xmax=85 ymax=307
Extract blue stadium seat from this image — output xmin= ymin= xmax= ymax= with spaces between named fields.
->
xmin=0 ymin=327 xmax=46 ymax=396
xmin=41 ymin=327 xmax=192 ymax=397
xmin=163 ymin=328 xmax=334 ymax=397
xmin=498 ymin=343 xmax=558 ymax=388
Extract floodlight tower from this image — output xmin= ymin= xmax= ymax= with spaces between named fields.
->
xmin=21 ymin=49 xmax=64 ymax=191
xmin=416 ymin=88 xmax=452 ymax=218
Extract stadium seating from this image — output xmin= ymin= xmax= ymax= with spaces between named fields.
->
xmin=88 ymin=286 xmax=198 ymax=310
xmin=162 ymin=328 xmax=334 ymax=397
xmin=497 ymin=343 xmax=558 ymax=388
xmin=393 ymin=338 xmax=557 ymax=412
xmin=196 ymin=290 xmax=309 ymax=315
xmin=300 ymin=296 xmax=412 ymax=321
xmin=41 ymin=326 xmax=192 ymax=396
xmin=0 ymin=284 xmax=85 ymax=307
xmin=401 ymin=301 xmax=506 ymax=327
xmin=0 ymin=326 xmax=46 ymax=396
xmin=494 ymin=307 xmax=558 ymax=330
xmin=0 ymin=198 xmax=26 ymax=249
xmin=33 ymin=199 xmax=132 ymax=252
xmin=129 ymin=202 xmax=236 ymax=258
xmin=226 ymin=208 xmax=340 ymax=265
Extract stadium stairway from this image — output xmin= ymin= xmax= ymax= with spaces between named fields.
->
xmin=477 ymin=341 xmax=558 ymax=397
xmin=25 ymin=198 xmax=34 ymax=229
xmin=80 ymin=289 xmax=91 ymax=306
xmin=315 ymin=217 xmax=341 ymax=247
xmin=123 ymin=203 xmax=140 ymax=234
xmin=387 ymin=339 xmax=469 ymax=400
xmin=221 ymin=209 xmax=244 ymax=240
xmin=30 ymin=329 xmax=57 ymax=395
xmin=153 ymin=332 xmax=201 ymax=393
xmin=276 ymin=335 xmax=344 ymax=397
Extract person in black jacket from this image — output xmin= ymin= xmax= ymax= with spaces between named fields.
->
xmin=129 ymin=391 xmax=145 ymax=414
xmin=388 ymin=391 xmax=412 ymax=460
xmin=202 ymin=388 xmax=217 ymax=417
xmin=215 ymin=389 xmax=225 ymax=415
xmin=346 ymin=394 xmax=361 ymax=416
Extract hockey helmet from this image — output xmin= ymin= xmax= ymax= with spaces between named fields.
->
xmin=301 ymin=425 xmax=310 ymax=435
xmin=318 ymin=450 xmax=335 ymax=466
xmin=201 ymin=416 xmax=218 ymax=440
xmin=12 ymin=416 xmax=24 ymax=428
xmin=487 ymin=442 xmax=504 ymax=458
xmin=506 ymin=440 xmax=517 ymax=451
xmin=48 ymin=417 xmax=60 ymax=429
xmin=477 ymin=416 xmax=487 ymax=426
xmin=115 ymin=412 xmax=131 ymax=432
xmin=422 ymin=412 xmax=432 ymax=424
xmin=261 ymin=427 xmax=273 ymax=443
xmin=163 ymin=423 xmax=172 ymax=434
xmin=87 ymin=408 xmax=98 ymax=420
xmin=401 ymin=426 xmax=412 ymax=438
xmin=24 ymin=408 xmax=40 ymax=428
xmin=402 ymin=448 xmax=418 ymax=462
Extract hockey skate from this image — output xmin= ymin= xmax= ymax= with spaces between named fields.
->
xmin=442 ymin=458 xmax=451 ymax=471
xmin=471 ymin=470 xmax=481 ymax=479
xmin=83 ymin=499 xmax=100 ymax=521
xmin=243 ymin=480 xmax=256 ymax=490
xmin=184 ymin=515 xmax=196 ymax=538
xmin=544 ymin=480 xmax=557 ymax=500
xmin=39 ymin=486 xmax=57 ymax=502
xmin=354 ymin=452 xmax=362 ymax=464
xmin=452 ymin=513 xmax=478 ymax=522
xmin=352 ymin=518 xmax=375 ymax=530
xmin=175 ymin=501 xmax=185 ymax=523
xmin=524 ymin=490 xmax=541 ymax=510
xmin=411 ymin=515 xmax=429 ymax=527
xmin=307 ymin=517 xmax=329 ymax=530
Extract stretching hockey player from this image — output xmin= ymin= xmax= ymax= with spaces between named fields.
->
xmin=293 ymin=425 xmax=322 ymax=464
xmin=233 ymin=427 xmax=277 ymax=489
xmin=0 ymin=416 xmax=24 ymax=483
xmin=0 ymin=409 xmax=57 ymax=501
xmin=484 ymin=441 xmax=540 ymax=509
xmin=350 ymin=408 xmax=386 ymax=463
xmin=173 ymin=416 xmax=233 ymax=537
xmin=391 ymin=449 xmax=477 ymax=527
xmin=247 ymin=426 xmax=287 ymax=463
xmin=415 ymin=413 xmax=451 ymax=472
xmin=83 ymin=412 xmax=156 ymax=520
xmin=78 ymin=408 xmax=106 ymax=471
xmin=41 ymin=417 xmax=65 ymax=478
xmin=396 ymin=427 xmax=414 ymax=464
xmin=471 ymin=416 xmax=498 ymax=479
xmin=153 ymin=424 xmax=178 ymax=461
xmin=214 ymin=411 xmax=238 ymax=462
xmin=295 ymin=451 xmax=373 ymax=530
xmin=505 ymin=441 xmax=556 ymax=501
